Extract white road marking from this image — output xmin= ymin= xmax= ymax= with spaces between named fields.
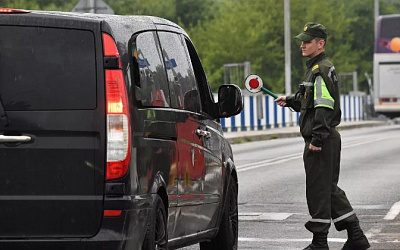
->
xmin=353 ymin=204 xmax=387 ymax=209
xmin=239 ymin=212 xmax=292 ymax=221
xmin=237 ymin=136 xmax=395 ymax=172
xmin=237 ymin=153 xmax=301 ymax=172
xmin=238 ymin=237 xmax=346 ymax=243
xmin=237 ymin=152 xmax=302 ymax=169
xmin=384 ymin=201 xmax=400 ymax=220
xmin=342 ymin=137 xmax=391 ymax=149
xmin=365 ymin=225 xmax=382 ymax=239
xmin=238 ymin=237 xmax=379 ymax=244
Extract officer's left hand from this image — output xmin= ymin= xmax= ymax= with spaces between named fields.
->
xmin=309 ymin=143 xmax=322 ymax=152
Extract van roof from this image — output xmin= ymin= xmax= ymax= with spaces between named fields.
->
xmin=0 ymin=10 xmax=189 ymax=55
xmin=0 ymin=9 xmax=185 ymax=34
xmin=39 ymin=10 xmax=178 ymax=26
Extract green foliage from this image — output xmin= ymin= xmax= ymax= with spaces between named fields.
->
xmin=290 ymin=0 xmax=358 ymax=91
xmin=175 ymin=0 xmax=217 ymax=28
xmin=381 ymin=0 xmax=400 ymax=15
xmin=1 ymin=0 xmax=77 ymax=11
xmin=106 ymin=0 xmax=176 ymax=21
xmin=1 ymin=0 xmax=399 ymax=93
xmin=188 ymin=0 xmax=284 ymax=90
xmin=105 ymin=0 xmax=216 ymax=28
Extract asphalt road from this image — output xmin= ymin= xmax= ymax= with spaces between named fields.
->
xmin=182 ymin=124 xmax=400 ymax=250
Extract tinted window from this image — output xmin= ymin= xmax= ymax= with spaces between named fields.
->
xmin=184 ymin=38 xmax=218 ymax=117
xmin=131 ymin=32 xmax=170 ymax=107
xmin=158 ymin=32 xmax=201 ymax=113
xmin=0 ymin=26 xmax=96 ymax=110
xmin=376 ymin=16 xmax=400 ymax=53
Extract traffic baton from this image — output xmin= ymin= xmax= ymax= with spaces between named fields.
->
xmin=244 ymin=74 xmax=278 ymax=99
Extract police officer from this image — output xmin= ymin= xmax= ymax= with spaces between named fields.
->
xmin=276 ymin=23 xmax=370 ymax=250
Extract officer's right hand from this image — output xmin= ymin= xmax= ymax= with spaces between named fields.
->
xmin=309 ymin=143 xmax=322 ymax=152
xmin=275 ymin=96 xmax=287 ymax=107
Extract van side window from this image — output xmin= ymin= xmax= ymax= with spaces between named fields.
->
xmin=157 ymin=32 xmax=201 ymax=113
xmin=131 ymin=32 xmax=170 ymax=107
xmin=183 ymin=38 xmax=219 ymax=118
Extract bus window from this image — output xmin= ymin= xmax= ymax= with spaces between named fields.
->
xmin=376 ymin=15 xmax=400 ymax=53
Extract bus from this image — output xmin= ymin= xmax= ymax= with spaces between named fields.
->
xmin=373 ymin=14 xmax=400 ymax=117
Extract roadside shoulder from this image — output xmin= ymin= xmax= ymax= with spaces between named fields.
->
xmin=226 ymin=120 xmax=388 ymax=144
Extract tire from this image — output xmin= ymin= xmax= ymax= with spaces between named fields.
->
xmin=200 ymin=177 xmax=238 ymax=250
xmin=142 ymin=195 xmax=168 ymax=250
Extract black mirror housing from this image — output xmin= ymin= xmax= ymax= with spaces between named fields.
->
xmin=218 ymin=84 xmax=243 ymax=118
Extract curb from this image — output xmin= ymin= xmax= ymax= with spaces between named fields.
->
xmin=226 ymin=120 xmax=389 ymax=144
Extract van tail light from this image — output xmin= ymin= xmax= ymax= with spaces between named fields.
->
xmin=104 ymin=210 xmax=122 ymax=217
xmin=103 ymin=33 xmax=131 ymax=180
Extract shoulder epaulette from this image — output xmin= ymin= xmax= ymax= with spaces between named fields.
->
xmin=311 ymin=64 xmax=320 ymax=74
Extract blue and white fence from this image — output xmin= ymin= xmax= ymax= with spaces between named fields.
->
xmin=218 ymin=93 xmax=367 ymax=132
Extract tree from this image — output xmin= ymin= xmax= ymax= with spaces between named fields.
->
xmin=380 ymin=0 xmax=400 ymax=15
xmin=188 ymin=0 xmax=368 ymax=92
xmin=106 ymin=0 xmax=176 ymax=21
xmin=175 ymin=0 xmax=217 ymax=28
xmin=1 ymin=0 xmax=77 ymax=11
xmin=290 ymin=0 xmax=359 ymax=93
xmin=188 ymin=0 xmax=284 ymax=91
xmin=105 ymin=0 xmax=217 ymax=29
xmin=3 ymin=0 xmax=399 ymax=95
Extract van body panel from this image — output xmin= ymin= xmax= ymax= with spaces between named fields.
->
xmin=0 ymin=10 xmax=241 ymax=249
xmin=0 ymin=15 xmax=105 ymax=238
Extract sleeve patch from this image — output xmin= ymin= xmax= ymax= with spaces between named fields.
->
xmin=312 ymin=64 xmax=320 ymax=74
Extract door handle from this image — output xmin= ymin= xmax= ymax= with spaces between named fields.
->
xmin=195 ymin=129 xmax=211 ymax=138
xmin=0 ymin=135 xmax=32 ymax=143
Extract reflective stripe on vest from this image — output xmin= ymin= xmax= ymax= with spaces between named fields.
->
xmin=314 ymin=76 xmax=334 ymax=109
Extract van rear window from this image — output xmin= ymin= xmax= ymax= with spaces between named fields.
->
xmin=0 ymin=26 xmax=96 ymax=110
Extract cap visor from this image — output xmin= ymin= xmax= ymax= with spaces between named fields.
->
xmin=295 ymin=33 xmax=314 ymax=42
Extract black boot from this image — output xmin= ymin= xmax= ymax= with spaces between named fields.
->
xmin=303 ymin=233 xmax=329 ymax=250
xmin=342 ymin=221 xmax=370 ymax=250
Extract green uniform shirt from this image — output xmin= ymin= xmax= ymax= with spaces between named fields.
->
xmin=286 ymin=53 xmax=341 ymax=147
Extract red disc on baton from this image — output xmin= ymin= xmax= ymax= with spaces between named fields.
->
xmin=249 ymin=78 xmax=259 ymax=89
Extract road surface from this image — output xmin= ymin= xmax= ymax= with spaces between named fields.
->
xmin=183 ymin=124 xmax=400 ymax=249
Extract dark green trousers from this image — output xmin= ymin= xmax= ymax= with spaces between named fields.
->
xmin=303 ymin=129 xmax=358 ymax=234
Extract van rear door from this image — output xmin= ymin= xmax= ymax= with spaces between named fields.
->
xmin=0 ymin=17 xmax=105 ymax=238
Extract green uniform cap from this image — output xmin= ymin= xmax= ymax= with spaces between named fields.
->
xmin=295 ymin=22 xmax=327 ymax=42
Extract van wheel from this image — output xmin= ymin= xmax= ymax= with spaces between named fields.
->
xmin=200 ymin=177 xmax=238 ymax=250
xmin=142 ymin=195 xmax=168 ymax=250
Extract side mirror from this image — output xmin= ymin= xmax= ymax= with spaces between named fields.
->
xmin=218 ymin=84 xmax=243 ymax=118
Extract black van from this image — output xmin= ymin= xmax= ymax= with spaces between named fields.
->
xmin=0 ymin=8 xmax=243 ymax=250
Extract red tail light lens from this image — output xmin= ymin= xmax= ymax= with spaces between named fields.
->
xmin=103 ymin=33 xmax=131 ymax=180
xmin=102 ymin=33 xmax=120 ymax=57
xmin=106 ymin=70 xmax=129 ymax=114
xmin=104 ymin=210 xmax=122 ymax=217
